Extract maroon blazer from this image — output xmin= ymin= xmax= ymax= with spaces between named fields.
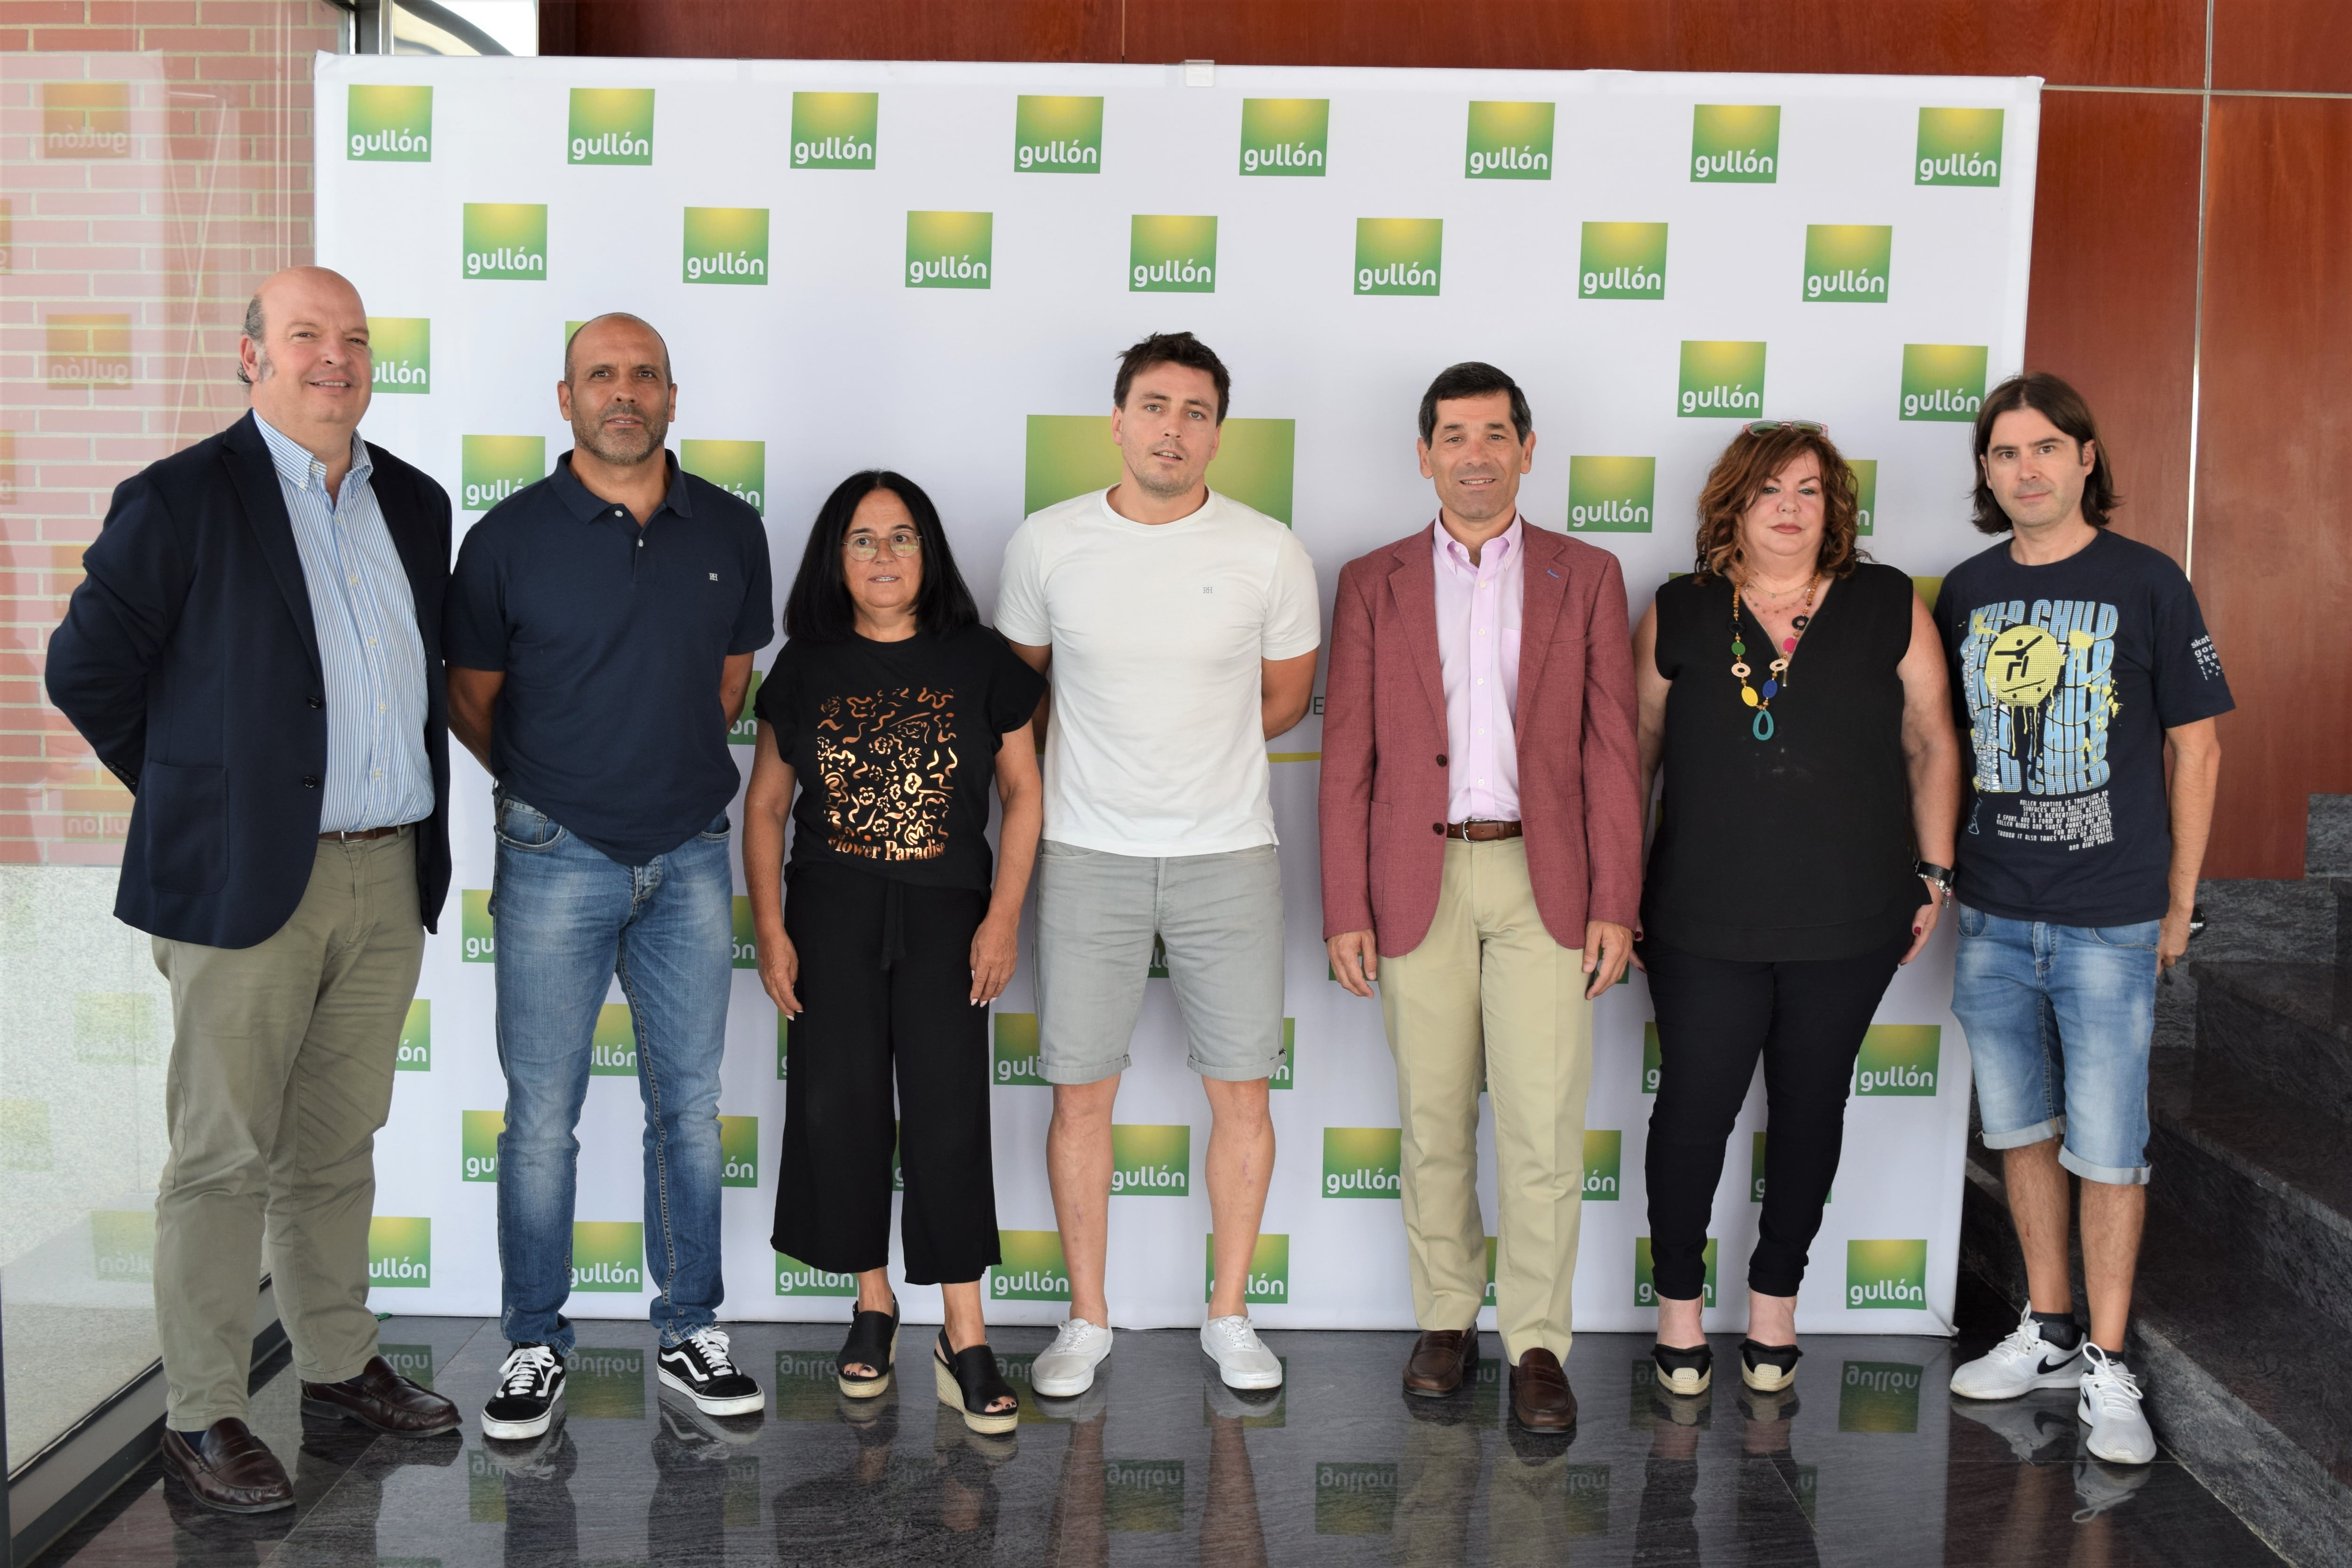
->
xmin=1319 ymin=521 xmax=1643 ymax=956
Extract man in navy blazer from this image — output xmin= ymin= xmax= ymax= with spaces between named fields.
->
xmin=47 ymin=266 xmax=459 ymax=1513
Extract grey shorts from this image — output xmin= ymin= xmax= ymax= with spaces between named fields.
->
xmin=1033 ymin=840 xmax=1287 ymax=1084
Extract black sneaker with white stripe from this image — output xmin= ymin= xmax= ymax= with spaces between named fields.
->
xmin=481 ymin=1344 xmax=565 ymax=1440
xmin=658 ymin=1326 xmax=765 ymax=1416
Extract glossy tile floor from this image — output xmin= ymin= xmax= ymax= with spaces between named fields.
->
xmin=35 ymin=1280 xmax=2285 ymax=1568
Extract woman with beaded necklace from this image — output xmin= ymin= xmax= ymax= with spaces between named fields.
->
xmin=1630 ymin=422 xmax=1961 ymax=1398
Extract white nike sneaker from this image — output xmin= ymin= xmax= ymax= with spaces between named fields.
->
xmin=1031 ymin=1318 xmax=1114 ymax=1398
xmin=1200 ymin=1315 xmax=1283 ymax=1390
xmin=2077 ymin=1343 xmax=2157 ymax=1465
xmin=1950 ymin=1306 xmax=2086 ymax=1400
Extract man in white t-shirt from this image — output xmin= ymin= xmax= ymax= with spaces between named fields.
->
xmin=998 ymin=332 xmax=1320 ymax=1396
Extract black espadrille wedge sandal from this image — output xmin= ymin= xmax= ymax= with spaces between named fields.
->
xmin=835 ymin=1296 xmax=899 ymax=1399
xmin=933 ymin=1329 xmax=1020 ymax=1435
xmin=1652 ymin=1341 xmax=1714 ymax=1396
xmin=1740 ymin=1338 xmax=1802 ymax=1392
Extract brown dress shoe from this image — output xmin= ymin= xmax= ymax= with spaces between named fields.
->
xmin=1402 ymin=1327 xmax=1480 ymax=1396
xmin=1509 ymin=1348 xmax=1578 ymax=1430
xmin=301 ymin=1355 xmax=461 ymax=1435
xmin=160 ymin=1419 xmax=295 ymax=1513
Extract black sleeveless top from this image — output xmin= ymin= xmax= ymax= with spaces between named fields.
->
xmin=1641 ymin=563 xmax=1921 ymax=961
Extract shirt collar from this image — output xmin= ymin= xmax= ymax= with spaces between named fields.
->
xmin=251 ymin=411 xmax=370 ymax=496
xmin=1435 ymin=512 xmax=1524 ymax=577
xmin=552 ymin=448 xmax=693 ymax=523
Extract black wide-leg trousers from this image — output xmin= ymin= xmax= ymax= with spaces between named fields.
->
xmin=772 ymin=862 xmax=1000 ymax=1286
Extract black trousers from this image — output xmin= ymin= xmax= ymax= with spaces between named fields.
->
xmin=772 ymin=863 xmax=1000 ymax=1286
xmin=1642 ymin=931 xmax=1907 ymax=1300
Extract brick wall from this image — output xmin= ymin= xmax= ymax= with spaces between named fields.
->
xmin=0 ymin=1 xmax=339 ymax=864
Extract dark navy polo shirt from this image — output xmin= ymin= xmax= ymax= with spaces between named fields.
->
xmin=445 ymin=451 xmax=773 ymax=864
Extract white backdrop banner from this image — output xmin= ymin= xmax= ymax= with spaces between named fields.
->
xmin=316 ymin=55 xmax=2039 ymax=1337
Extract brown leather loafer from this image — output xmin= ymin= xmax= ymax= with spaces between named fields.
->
xmin=161 ymin=1419 xmax=295 ymax=1513
xmin=301 ymin=1355 xmax=461 ymax=1435
xmin=1402 ymin=1327 xmax=1480 ymax=1396
xmin=1509 ymin=1348 xmax=1578 ymax=1430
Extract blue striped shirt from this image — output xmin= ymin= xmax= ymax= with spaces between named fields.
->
xmin=253 ymin=413 xmax=434 ymax=832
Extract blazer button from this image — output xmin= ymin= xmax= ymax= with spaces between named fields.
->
xmin=1436 ymin=753 xmax=1447 ymax=767
xmin=1432 ymin=822 xmax=1444 ymax=836
xmin=302 ymin=775 xmax=321 ymax=789
xmin=306 ymin=696 xmax=325 ymax=709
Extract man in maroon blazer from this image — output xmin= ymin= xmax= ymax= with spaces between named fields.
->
xmin=1321 ymin=362 xmax=1643 ymax=1431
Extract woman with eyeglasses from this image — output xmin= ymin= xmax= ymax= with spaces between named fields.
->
xmin=744 ymin=470 xmax=1045 ymax=1434
xmin=1631 ymin=422 xmax=1960 ymax=1398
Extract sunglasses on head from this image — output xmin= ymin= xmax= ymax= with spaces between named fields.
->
xmin=1740 ymin=420 xmax=1829 ymax=437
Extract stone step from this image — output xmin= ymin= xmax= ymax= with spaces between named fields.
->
xmin=2192 ymin=960 xmax=2352 ymax=1120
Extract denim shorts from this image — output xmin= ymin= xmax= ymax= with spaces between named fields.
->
xmin=1951 ymin=902 xmax=2161 ymax=1186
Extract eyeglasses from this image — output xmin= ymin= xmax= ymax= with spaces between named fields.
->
xmin=1741 ymin=420 xmax=1829 ymax=437
xmin=846 ymin=530 xmax=923 ymax=561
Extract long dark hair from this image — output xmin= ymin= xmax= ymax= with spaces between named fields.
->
xmin=783 ymin=470 xmax=979 ymax=643
xmin=1971 ymin=372 xmax=2120 ymax=534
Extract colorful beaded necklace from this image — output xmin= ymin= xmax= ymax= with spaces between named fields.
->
xmin=1729 ymin=573 xmax=1818 ymax=741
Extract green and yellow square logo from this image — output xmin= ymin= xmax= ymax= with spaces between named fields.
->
xmin=1240 ymin=98 xmax=1328 ymax=175
xmin=719 ymin=1114 xmax=758 ymax=1187
xmin=774 ymin=1251 xmax=857 ymax=1297
xmin=1803 ymin=224 xmax=1892 ymax=302
xmin=572 ymin=1220 xmax=645 ymax=1292
xmin=1635 ymin=1235 xmax=1716 ymax=1307
xmin=680 ymin=438 xmax=764 ymax=516
xmin=74 ymin=994 xmax=154 ymax=1066
xmin=1485 ymin=1235 xmax=1498 ymax=1306
xmin=1900 ymin=343 xmax=1988 ymax=421
xmin=729 ymin=895 xmax=758 ymax=969
xmin=1917 ymin=107 xmax=2003 ymax=187
xmin=1641 ymin=1021 xmax=1663 ymax=1092
xmin=590 ymin=1003 xmax=636 ymax=1076
xmin=1584 ymin=1130 xmax=1622 ymax=1201
xmin=369 ymin=1216 xmax=431 ymax=1288
xmin=1679 ymin=340 xmax=1766 ymax=419
xmin=1839 ymin=1361 xmax=1923 ymax=1432
xmin=91 ymin=1210 xmax=154 ymax=1283
xmin=1131 ymin=214 xmax=1216 ymax=293
xmin=1846 ymin=1239 xmax=1929 ymax=1310
xmin=1022 ymin=414 xmax=1296 ymax=525
xmin=1104 ymin=1459 xmax=1185 ymax=1533
xmin=568 ymin=87 xmax=653 ymax=165
xmin=683 ymin=206 xmax=769 ymax=285
xmin=790 ymin=91 xmax=878 ymax=169
xmin=992 ymin=1229 xmax=1073 ymax=1301
xmin=775 ymin=1006 xmax=790 ymax=1081
xmin=45 ymin=315 xmax=131 ymax=390
xmin=1579 ymin=222 xmax=1667 ymax=300
xmin=1355 ymin=218 xmax=1442 ymax=296
xmin=1466 ymin=100 xmax=1553 ymax=180
xmin=731 ymin=670 xmax=764 ymax=746
xmin=1207 ymin=1232 xmax=1289 ymax=1305
xmin=1015 ymin=94 xmax=1103 ymax=173
xmin=461 ymin=888 xmax=496 ymax=960
xmin=1274 ymin=1016 xmax=1295 ymax=1090
xmin=348 ymin=84 xmax=430 ymax=161
xmin=0 ymin=1099 xmax=53 ymax=1172
xmin=1562 ymin=1465 xmax=1613 ymax=1536
xmin=467 ymin=1448 xmax=504 ymax=1520
xmin=773 ymin=1347 xmax=844 ymax=1414
xmin=1851 ymin=458 xmax=1878 ymax=535
xmin=1855 ymin=1025 xmax=1939 ymax=1096
xmin=461 ymin=1110 xmax=503 ymax=1182
xmin=396 ymin=999 xmax=430 ymax=1070
xmin=1568 ymin=455 xmax=1657 ymax=533
xmin=1692 ymin=103 xmax=1780 ymax=183
xmin=368 ymin=316 xmax=429 ymax=394
xmin=460 ymin=435 xmax=545 ymax=513
xmin=461 ymin=203 xmax=547 ymax=280
xmin=1315 ymin=1463 xmax=1399 ymax=1535
xmin=906 ymin=210 xmax=992 ymax=289
xmin=567 ymin=1346 xmax=644 ymax=1418
xmin=44 ymin=82 xmax=131 ymax=159
xmin=1322 ymin=1127 xmax=1401 ymax=1199
xmin=1111 ymin=1124 xmax=1191 ymax=1197
xmin=378 ymin=1344 xmax=433 ymax=1388
xmin=993 ymin=1011 xmax=1046 ymax=1086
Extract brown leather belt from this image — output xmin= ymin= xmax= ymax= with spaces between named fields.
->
xmin=1445 ymin=820 xmax=1523 ymax=842
xmin=320 ymin=825 xmax=405 ymax=842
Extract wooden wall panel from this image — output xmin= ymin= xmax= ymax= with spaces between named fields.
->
xmin=2213 ymin=0 xmax=2352 ymax=93
xmin=2193 ymin=96 xmax=2352 ymax=878
xmin=546 ymin=0 xmax=1120 ymax=63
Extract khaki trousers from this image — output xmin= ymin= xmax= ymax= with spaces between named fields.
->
xmin=1377 ymin=838 xmax=1594 ymax=1365
xmin=151 ymin=831 xmax=423 ymax=1427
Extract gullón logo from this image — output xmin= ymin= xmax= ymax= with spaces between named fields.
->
xmin=461 ymin=1109 xmax=503 ymax=1182
xmin=368 ymin=317 xmax=429 ymax=394
xmin=1846 ymin=1239 xmax=1929 ymax=1309
xmin=1579 ymin=222 xmax=1667 ymax=300
xmin=396 ymin=998 xmax=430 ymax=1070
xmin=1691 ymin=104 xmax=1780 ymax=183
xmin=906 ymin=210 xmax=993 ymax=289
xmin=1840 ymin=1361 xmax=1924 ymax=1433
xmin=1678 ymin=341 xmax=1766 ymax=418
xmin=1855 ymin=1025 xmax=1939 ymax=1096
xmin=90 ymin=1210 xmax=154 ymax=1283
xmin=1900 ymin=343 xmax=1988 ymax=421
xmin=461 ymin=203 xmax=547 ymax=280
xmin=1641 ymin=1021 xmax=1662 ymax=1092
xmin=790 ymin=91 xmax=878 ymax=170
xmin=568 ymin=88 xmax=653 ymax=165
xmin=776 ymin=1008 xmax=788 ymax=1079
xmin=368 ymin=1216 xmax=431 ymax=1287
xmin=347 ymin=84 xmax=430 ymax=162
xmin=1239 ymin=98 xmax=1328 ymax=175
xmin=1104 ymin=1459 xmax=1185 ymax=1533
xmin=1015 ymin=95 xmax=1103 ymax=173
xmin=461 ymin=889 xmax=495 ymax=960
xmin=1355 ymin=218 xmax=1442 ymax=296
xmin=590 ymin=1003 xmax=636 ymax=1075
xmin=993 ymin=1012 xmax=1045 ymax=1086
xmin=1852 ymin=459 xmax=1878 ymax=535
xmin=993 ymin=1229 xmax=1072 ymax=1301
xmin=1917 ymin=107 xmax=2003 ymax=187
xmin=719 ymin=1114 xmax=758 ymax=1188
xmin=1206 ymin=1232 xmax=1288 ymax=1304
xmin=681 ymin=439 xmax=765 ymax=515
xmin=460 ymin=435 xmax=545 ymax=513
xmin=1635 ymin=1235 xmax=1716 ymax=1307
xmin=1322 ymin=1127 xmax=1401 ymax=1198
xmin=683 ymin=207 xmax=768 ymax=285
xmin=775 ymin=1250 xmax=856 ymax=1297
xmin=572 ymin=1220 xmax=645 ymax=1292
xmin=1584 ymin=1129 xmax=1622 ymax=1200
xmin=1315 ymin=1462 xmax=1399 ymax=1535
xmin=1567 ymin=456 xmax=1656 ymax=534
xmin=1274 ymin=1016 xmax=1295 ymax=1090
xmin=731 ymin=671 xmax=764 ymax=746
xmin=45 ymin=315 xmax=131 ymax=390
xmin=1111 ymin=1124 xmax=1191 ymax=1196
xmin=1803 ymin=224 xmax=1892 ymax=302
xmin=730 ymin=896 xmax=758 ymax=969
xmin=1130 ymin=214 xmax=1216 ymax=294
xmin=1465 ymin=101 xmax=1553 ymax=180
xmin=43 ymin=82 xmax=131 ymax=159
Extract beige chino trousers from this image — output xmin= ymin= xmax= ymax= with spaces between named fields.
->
xmin=150 ymin=831 xmax=423 ymax=1427
xmin=1377 ymin=837 xmax=1594 ymax=1366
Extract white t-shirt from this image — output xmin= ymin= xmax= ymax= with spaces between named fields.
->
xmin=995 ymin=487 xmax=1321 ymax=857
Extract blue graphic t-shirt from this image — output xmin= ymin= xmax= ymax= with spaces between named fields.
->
xmin=1939 ymin=529 xmax=2233 ymax=926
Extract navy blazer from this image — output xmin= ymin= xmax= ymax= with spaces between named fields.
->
xmin=46 ymin=412 xmax=453 ymax=949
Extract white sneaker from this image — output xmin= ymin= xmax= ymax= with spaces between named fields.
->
xmin=2076 ymin=1343 xmax=2156 ymax=1465
xmin=1950 ymin=1306 xmax=2086 ymax=1400
xmin=1200 ymin=1315 xmax=1283 ymax=1390
xmin=1031 ymin=1318 xmax=1114 ymax=1398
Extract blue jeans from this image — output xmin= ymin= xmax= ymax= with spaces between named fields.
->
xmin=491 ymin=795 xmax=734 ymax=1351
xmin=1951 ymin=903 xmax=2161 ymax=1186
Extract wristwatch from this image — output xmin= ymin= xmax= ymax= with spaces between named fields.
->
xmin=1915 ymin=860 xmax=1955 ymax=900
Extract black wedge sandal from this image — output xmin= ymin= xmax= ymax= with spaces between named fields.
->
xmin=933 ymin=1329 xmax=1020 ymax=1435
xmin=1740 ymin=1339 xmax=1802 ymax=1393
xmin=1652 ymin=1341 xmax=1714 ymax=1396
xmin=835 ymin=1296 xmax=899 ymax=1399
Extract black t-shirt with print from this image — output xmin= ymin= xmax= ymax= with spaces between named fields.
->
xmin=754 ymin=623 xmax=1047 ymax=891
xmin=1938 ymin=528 xmax=2233 ymax=926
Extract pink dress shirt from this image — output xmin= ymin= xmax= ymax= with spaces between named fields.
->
xmin=1432 ymin=513 xmax=1524 ymax=821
